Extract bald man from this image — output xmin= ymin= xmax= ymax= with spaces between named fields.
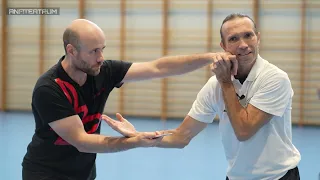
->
xmin=21 ymin=19 xmax=237 ymax=180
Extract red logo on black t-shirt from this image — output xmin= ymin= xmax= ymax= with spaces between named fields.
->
xmin=53 ymin=78 xmax=102 ymax=145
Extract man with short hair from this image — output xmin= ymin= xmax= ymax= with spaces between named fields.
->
xmin=104 ymin=13 xmax=301 ymax=180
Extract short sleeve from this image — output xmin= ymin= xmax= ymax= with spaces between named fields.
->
xmin=32 ymin=85 xmax=76 ymax=124
xmin=103 ymin=60 xmax=132 ymax=88
xmin=249 ymin=74 xmax=293 ymax=117
xmin=187 ymin=77 xmax=217 ymax=123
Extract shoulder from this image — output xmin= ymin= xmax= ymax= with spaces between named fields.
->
xmin=33 ymin=65 xmax=65 ymax=97
xmin=206 ymin=75 xmax=220 ymax=87
xmin=100 ymin=60 xmax=133 ymax=76
xmin=102 ymin=59 xmax=133 ymax=68
xmin=258 ymin=58 xmax=291 ymax=85
xmin=253 ymin=58 xmax=293 ymax=98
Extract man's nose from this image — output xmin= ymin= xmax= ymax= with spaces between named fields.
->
xmin=97 ymin=50 xmax=104 ymax=63
xmin=238 ymin=39 xmax=249 ymax=49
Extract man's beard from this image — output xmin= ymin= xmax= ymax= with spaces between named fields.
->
xmin=78 ymin=57 xmax=100 ymax=76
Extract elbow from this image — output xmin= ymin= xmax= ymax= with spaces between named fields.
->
xmin=76 ymin=146 xmax=88 ymax=153
xmin=167 ymin=129 xmax=193 ymax=148
xmin=75 ymin=143 xmax=88 ymax=153
xmin=236 ymin=135 xmax=249 ymax=142
xmin=235 ymin=116 xmax=253 ymax=142
xmin=235 ymin=131 xmax=252 ymax=142
xmin=72 ymin=138 xmax=91 ymax=153
xmin=177 ymin=143 xmax=188 ymax=149
xmin=177 ymin=137 xmax=192 ymax=148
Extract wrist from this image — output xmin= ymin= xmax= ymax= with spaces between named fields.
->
xmin=204 ymin=53 xmax=215 ymax=61
xmin=220 ymin=81 xmax=233 ymax=89
xmin=128 ymin=131 xmax=139 ymax=138
xmin=126 ymin=136 xmax=141 ymax=148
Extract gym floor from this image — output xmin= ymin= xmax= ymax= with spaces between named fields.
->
xmin=1 ymin=111 xmax=319 ymax=180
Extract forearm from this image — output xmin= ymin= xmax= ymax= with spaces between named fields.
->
xmin=77 ymin=133 xmax=139 ymax=153
xmin=155 ymin=129 xmax=190 ymax=148
xmin=221 ymin=82 xmax=249 ymax=139
xmin=154 ymin=53 xmax=213 ymax=77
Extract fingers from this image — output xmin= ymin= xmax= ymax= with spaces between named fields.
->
xmin=101 ymin=115 xmax=112 ymax=123
xmin=139 ymin=132 xmax=157 ymax=139
xmin=212 ymin=53 xmax=224 ymax=67
xmin=135 ymin=131 xmax=165 ymax=147
xmin=116 ymin=113 xmax=125 ymax=122
xmin=229 ymin=55 xmax=238 ymax=75
xmin=101 ymin=113 xmax=124 ymax=123
xmin=155 ymin=131 xmax=161 ymax=136
xmin=101 ymin=115 xmax=118 ymax=128
xmin=139 ymin=131 xmax=165 ymax=139
xmin=212 ymin=52 xmax=237 ymax=75
xmin=151 ymin=136 xmax=164 ymax=144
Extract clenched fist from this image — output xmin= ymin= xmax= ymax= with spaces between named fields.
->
xmin=210 ymin=52 xmax=238 ymax=83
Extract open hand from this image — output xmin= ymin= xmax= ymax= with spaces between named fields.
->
xmin=101 ymin=113 xmax=137 ymax=137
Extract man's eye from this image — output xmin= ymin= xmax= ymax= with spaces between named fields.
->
xmin=245 ymin=33 xmax=253 ymax=38
xmin=229 ymin=37 xmax=237 ymax=42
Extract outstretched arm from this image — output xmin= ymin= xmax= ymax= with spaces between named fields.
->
xmin=155 ymin=115 xmax=207 ymax=148
xmin=102 ymin=114 xmax=207 ymax=149
xmin=49 ymin=115 xmax=163 ymax=153
xmin=121 ymin=52 xmax=238 ymax=83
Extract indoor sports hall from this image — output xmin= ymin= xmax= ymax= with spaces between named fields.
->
xmin=1 ymin=0 xmax=319 ymax=179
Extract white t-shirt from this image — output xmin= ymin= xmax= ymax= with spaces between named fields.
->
xmin=188 ymin=55 xmax=301 ymax=180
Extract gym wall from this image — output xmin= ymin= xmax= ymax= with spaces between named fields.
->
xmin=0 ymin=0 xmax=319 ymax=125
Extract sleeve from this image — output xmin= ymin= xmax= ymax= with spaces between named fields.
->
xmin=187 ymin=77 xmax=217 ymax=123
xmin=32 ymin=85 xmax=76 ymax=124
xmin=104 ymin=60 xmax=133 ymax=88
xmin=249 ymin=73 xmax=293 ymax=117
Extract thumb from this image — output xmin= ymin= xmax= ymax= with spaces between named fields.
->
xmin=116 ymin=113 xmax=125 ymax=122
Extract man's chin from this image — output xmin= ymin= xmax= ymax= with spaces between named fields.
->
xmin=237 ymin=53 xmax=256 ymax=62
xmin=86 ymin=69 xmax=100 ymax=76
xmin=92 ymin=70 xmax=100 ymax=76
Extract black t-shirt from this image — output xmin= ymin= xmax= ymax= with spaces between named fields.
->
xmin=22 ymin=55 xmax=132 ymax=180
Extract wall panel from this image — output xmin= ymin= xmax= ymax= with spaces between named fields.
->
xmin=6 ymin=0 xmax=40 ymax=110
xmin=1 ymin=0 xmax=319 ymax=126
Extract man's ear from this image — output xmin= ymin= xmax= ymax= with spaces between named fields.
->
xmin=220 ymin=41 xmax=226 ymax=51
xmin=256 ymin=31 xmax=261 ymax=45
xmin=66 ymin=44 xmax=78 ymax=57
